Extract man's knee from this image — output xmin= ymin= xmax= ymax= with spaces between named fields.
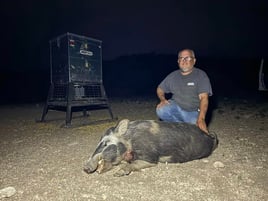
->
xmin=156 ymin=104 xmax=177 ymax=121
xmin=156 ymin=107 xmax=164 ymax=118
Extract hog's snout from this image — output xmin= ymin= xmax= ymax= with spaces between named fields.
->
xmin=84 ymin=167 xmax=94 ymax=174
xmin=83 ymin=159 xmax=98 ymax=174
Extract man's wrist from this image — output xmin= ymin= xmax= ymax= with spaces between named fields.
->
xmin=159 ymin=96 xmax=166 ymax=101
xmin=198 ymin=116 xmax=205 ymax=121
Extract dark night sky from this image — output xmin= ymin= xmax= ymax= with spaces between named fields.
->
xmin=0 ymin=0 xmax=268 ymax=103
xmin=1 ymin=0 xmax=268 ymax=70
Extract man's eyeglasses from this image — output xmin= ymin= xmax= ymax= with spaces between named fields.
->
xmin=178 ymin=56 xmax=194 ymax=62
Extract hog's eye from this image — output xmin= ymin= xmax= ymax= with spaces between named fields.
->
xmin=102 ymin=140 xmax=109 ymax=147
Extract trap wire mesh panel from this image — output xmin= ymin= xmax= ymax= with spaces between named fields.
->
xmin=51 ymin=84 xmax=68 ymax=100
xmin=74 ymin=84 xmax=103 ymax=100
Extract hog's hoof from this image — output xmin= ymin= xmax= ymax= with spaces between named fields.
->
xmin=113 ymin=169 xmax=131 ymax=177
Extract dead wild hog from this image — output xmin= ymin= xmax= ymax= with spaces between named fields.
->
xmin=84 ymin=119 xmax=218 ymax=176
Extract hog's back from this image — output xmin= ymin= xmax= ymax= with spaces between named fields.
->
xmin=123 ymin=121 xmax=216 ymax=163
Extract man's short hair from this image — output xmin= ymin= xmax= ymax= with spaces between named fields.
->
xmin=178 ymin=49 xmax=195 ymax=58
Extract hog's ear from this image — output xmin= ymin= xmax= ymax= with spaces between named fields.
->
xmin=115 ymin=119 xmax=129 ymax=136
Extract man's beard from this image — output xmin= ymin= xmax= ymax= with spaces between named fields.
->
xmin=180 ymin=67 xmax=193 ymax=73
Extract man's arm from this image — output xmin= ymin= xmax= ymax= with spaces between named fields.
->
xmin=156 ymin=87 xmax=169 ymax=109
xmin=157 ymin=87 xmax=166 ymax=101
xmin=197 ymin=93 xmax=209 ymax=133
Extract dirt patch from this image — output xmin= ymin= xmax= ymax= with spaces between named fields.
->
xmin=0 ymin=98 xmax=267 ymax=201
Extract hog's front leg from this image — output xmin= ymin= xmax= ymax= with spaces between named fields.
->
xmin=114 ymin=160 xmax=157 ymax=177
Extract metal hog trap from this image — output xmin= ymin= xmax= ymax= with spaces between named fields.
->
xmin=40 ymin=33 xmax=115 ymax=126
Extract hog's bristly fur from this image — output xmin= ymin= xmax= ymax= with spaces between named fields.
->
xmin=84 ymin=119 xmax=218 ymax=176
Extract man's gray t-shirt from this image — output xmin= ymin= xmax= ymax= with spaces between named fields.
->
xmin=158 ymin=67 xmax=212 ymax=111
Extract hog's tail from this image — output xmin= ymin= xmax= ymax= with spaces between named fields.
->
xmin=208 ymin=131 xmax=218 ymax=151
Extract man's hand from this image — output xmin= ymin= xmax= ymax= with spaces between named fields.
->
xmin=156 ymin=100 xmax=169 ymax=109
xmin=197 ymin=118 xmax=209 ymax=134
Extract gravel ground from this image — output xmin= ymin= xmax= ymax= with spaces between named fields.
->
xmin=0 ymin=97 xmax=267 ymax=201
